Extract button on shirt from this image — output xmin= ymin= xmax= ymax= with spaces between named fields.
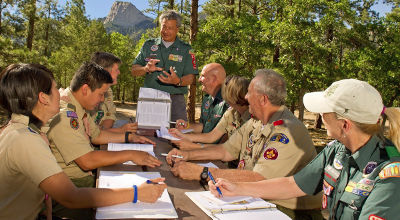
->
xmin=294 ymin=136 xmax=400 ymax=219
xmin=133 ymin=37 xmax=199 ymax=94
xmin=200 ymin=89 xmax=230 ymax=133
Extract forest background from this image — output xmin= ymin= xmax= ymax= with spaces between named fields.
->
xmin=0 ymin=0 xmax=399 ymax=126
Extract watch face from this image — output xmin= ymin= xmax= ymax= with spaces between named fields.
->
xmin=201 ymin=172 xmax=208 ymax=180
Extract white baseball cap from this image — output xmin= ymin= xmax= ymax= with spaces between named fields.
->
xmin=303 ymin=79 xmax=383 ymax=124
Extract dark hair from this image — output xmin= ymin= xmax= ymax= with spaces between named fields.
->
xmin=0 ymin=63 xmax=55 ymax=127
xmin=70 ymin=62 xmax=113 ymax=92
xmin=90 ymin=52 xmax=121 ymax=69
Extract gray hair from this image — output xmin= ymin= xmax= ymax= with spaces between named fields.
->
xmin=253 ymin=69 xmax=287 ymax=106
xmin=159 ymin=10 xmax=182 ymax=27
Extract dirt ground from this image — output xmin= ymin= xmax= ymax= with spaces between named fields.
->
xmin=114 ymin=102 xmax=333 ymax=152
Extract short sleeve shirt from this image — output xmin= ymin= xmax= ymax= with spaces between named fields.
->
xmin=47 ymin=88 xmax=100 ymax=179
xmin=294 ymin=135 xmax=400 ymax=219
xmin=222 ymin=106 xmax=321 ymax=210
xmin=215 ymin=107 xmax=251 ymax=138
xmin=133 ymin=37 xmax=199 ymax=94
xmin=199 ymin=89 xmax=230 ymax=133
xmin=0 ymin=114 xmax=62 ymax=219
xmin=89 ymin=87 xmax=117 ymax=125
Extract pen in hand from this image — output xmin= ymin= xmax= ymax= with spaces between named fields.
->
xmin=208 ymin=171 xmax=223 ymax=197
xmin=161 ymin=153 xmax=183 ymax=159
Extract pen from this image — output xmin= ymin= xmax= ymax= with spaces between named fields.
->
xmin=161 ymin=153 xmax=184 ymax=159
xmin=146 ymin=180 xmax=159 ymax=185
xmin=129 ymin=117 xmax=135 ymax=123
xmin=168 ymin=121 xmax=185 ymax=126
xmin=208 ymin=171 xmax=223 ymax=197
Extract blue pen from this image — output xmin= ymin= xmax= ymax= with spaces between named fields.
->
xmin=146 ymin=180 xmax=158 ymax=185
xmin=208 ymin=171 xmax=223 ymax=197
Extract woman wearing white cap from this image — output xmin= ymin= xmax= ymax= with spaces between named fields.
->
xmin=208 ymin=79 xmax=400 ymax=220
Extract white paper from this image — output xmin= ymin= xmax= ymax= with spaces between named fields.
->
xmin=137 ymin=101 xmax=170 ymax=128
xmin=185 ymin=191 xmax=290 ymax=220
xmin=156 ymin=127 xmax=180 ymax=141
xmin=96 ymin=171 xmax=177 ymax=219
xmin=139 ymin=87 xmax=171 ymax=100
xmin=197 ymin=162 xmax=219 ymax=169
xmin=107 ymin=143 xmax=155 ymax=165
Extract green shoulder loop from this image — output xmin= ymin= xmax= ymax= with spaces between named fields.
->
xmin=385 ymin=145 xmax=400 ymax=159
xmin=67 ymin=103 xmax=76 ymax=112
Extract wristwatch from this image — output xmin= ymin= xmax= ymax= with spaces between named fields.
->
xmin=200 ymin=167 xmax=209 ymax=181
xmin=176 ymin=77 xmax=182 ymax=86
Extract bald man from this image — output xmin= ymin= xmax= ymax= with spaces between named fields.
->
xmin=176 ymin=63 xmax=229 ymax=134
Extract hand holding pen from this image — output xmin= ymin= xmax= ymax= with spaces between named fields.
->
xmin=208 ymin=171 xmax=223 ymax=197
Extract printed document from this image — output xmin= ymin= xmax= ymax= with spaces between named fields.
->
xmin=107 ymin=143 xmax=155 ymax=165
xmin=185 ymin=191 xmax=290 ymax=220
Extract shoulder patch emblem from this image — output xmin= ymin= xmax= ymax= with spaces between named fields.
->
xmin=264 ymin=148 xmax=278 ymax=160
xmin=70 ymin=118 xmax=79 ymax=130
xmin=151 ymin=45 xmax=158 ymax=51
xmin=270 ymin=133 xmax=289 ymax=144
xmin=237 ymin=159 xmax=245 ymax=169
xmin=368 ymin=214 xmax=385 ymax=220
xmin=204 ymin=101 xmax=210 ymax=109
xmin=379 ymin=162 xmax=400 ymax=179
xmin=66 ymin=111 xmax=78 ymax=118
xmin=95 ymin=111 xmax=104 ymax=125
xmin=363 ymin=162 xmax=377 ymax=176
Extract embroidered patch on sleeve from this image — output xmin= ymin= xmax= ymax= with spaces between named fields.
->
xmin=70 ymin=118 xmax=79 ymax=130
xmin=270 ymin=133 xmax=289 ymax=144
xmin=66 ymin=111 xmax=78 ymax=118
xmin=379 ymin=162 xmax=400 ymax=179
xmin=368 ymin=214 xmax=385 ymax=220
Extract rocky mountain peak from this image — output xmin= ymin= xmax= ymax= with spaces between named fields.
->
xmin=104 ymin=1 xmax=152 ymax=27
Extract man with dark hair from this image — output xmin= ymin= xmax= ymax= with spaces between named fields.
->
xmin=90 ymin=52 xmax=137 ymax=132
xmin=47 ymin=62 xmax=161 ymax=187
xmin=131 ymin=10 xmax=198 ymax=121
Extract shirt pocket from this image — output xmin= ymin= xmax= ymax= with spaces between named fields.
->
xmin=339 ymin=191 xmax=363 ymax=220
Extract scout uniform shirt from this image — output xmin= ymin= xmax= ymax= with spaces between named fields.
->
xmin=200 ymin=89 xmax=230 ymax=133
xmin=47 ymin=88 xmax=101 ymax=180
xmin=133 ymin=37 xmax=199 ymax=94
xmin=223 ymin=106 xmax=322 ymax=210
xmin=0 ymin=114 xmax=62 ymax=219
xmin=89 ymin=87 xmax=117 ymax=126
xmin=294 ymin=135 xmax=400 ymax=220
xmin=215 ymin=107 xmax=251 ymax=138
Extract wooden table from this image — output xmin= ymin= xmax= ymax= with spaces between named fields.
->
xmin=97 ymin=135 xmax=227 ymax=220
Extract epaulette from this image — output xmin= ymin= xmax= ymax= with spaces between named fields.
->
xmin=67 ymin=103 xmax=76 ymax=112
xmin=27 ymin=123 xmax=41 ymax=134
xmin=273 ymin=119 xmax=284 ymax=126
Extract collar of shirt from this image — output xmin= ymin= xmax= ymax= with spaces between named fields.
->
xmin=348 ymin=135 xmax=381 ymax=171
xmin=64 ymin=88 xmax=88 ymax=120
xmin=10 ymin=113 xmax=41 ymax=133
xmin=254 ymin=105 xmax=286 ymax=138
xmin=155 ymin=37 xmax=182 ymax=48
xmin=212 ymin=88 xmax=224 ymax=104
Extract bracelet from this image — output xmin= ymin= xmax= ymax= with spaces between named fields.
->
xmin=125 ymin=131 xmax=132 ymax=143
xmin=177 ymin=77 xmax=182 ymax=86
xmin=132 ymin=185 xmax=138 ymax=203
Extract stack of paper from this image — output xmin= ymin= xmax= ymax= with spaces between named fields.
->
xmin=96 ymin=171 xmax=178 ymax=219
xmin=185 ymin=191 xmax=290 ymax=220
xmin=156 ymin=127 xmax=180 ymax=141
xmin=107 ymin=143 xmax=155 ymax=165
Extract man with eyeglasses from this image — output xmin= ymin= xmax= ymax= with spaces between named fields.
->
xmin=131 ymin=10 xmax=198 ymax=122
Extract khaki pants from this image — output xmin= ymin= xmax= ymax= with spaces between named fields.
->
xmin=52 ymin=175 xmax=95 ymax=220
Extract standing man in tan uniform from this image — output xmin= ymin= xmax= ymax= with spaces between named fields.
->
xmin=90 ymin=52 xmax=137 ymax=132
xmin=166 ymin=69 xmax=322 ymax=219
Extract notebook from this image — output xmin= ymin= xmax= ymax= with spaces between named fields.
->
xmin=185 ymin=191 xmax=290 ymax=220
xmin=96 ymin=171 xmax=178 ymax=219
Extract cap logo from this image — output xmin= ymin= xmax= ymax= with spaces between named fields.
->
xmin=324 ymin=84 xmax=339 ymax=97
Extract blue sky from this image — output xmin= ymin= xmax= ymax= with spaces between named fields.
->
xmin=58 ymin=0 xmax=394 ymax=19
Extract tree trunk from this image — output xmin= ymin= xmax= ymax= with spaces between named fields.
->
xmin=290 ymin=100 xmax=295 ymax=113
xmin=157 ymin=1 xmax=160 ymax=27
xmin=0 ymin=0 xmax=3 ymax=34
xmin=187 ymin=0 xmax=198 ymax=123
xmin=26 ymin=0 xmax=37 ymax=51
xmin=298 ymin=89 xmax=305 ymax=121
xmin=180 ymin=0 xmax=183 ymax=14
xmin=238 ymin=0 xmax=241 ymax=17
xmin=228 ymin=0 xmax=234 ymax=18
xmin=168 ymin=0 xmax=174 ymax=9
xmin=122 ymin=86 xmax=126 ymax=104
xmin=314 ymin=114 xmax=322 ymax=129
xmin=44 ymin=1 xmax=51 ymax=56
xmin=273 ymin=44 xmax=280 ymax=64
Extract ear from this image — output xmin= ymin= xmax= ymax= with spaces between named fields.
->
xmin=342 ymin=119 xmax=352 ymax=132
xmin=81 ymin=84 xmax=90 ymax=96
xmin=260 ymin=94 xmax=268 ymax=106
xmin=38 ymin=92 xmax=49 ymax=105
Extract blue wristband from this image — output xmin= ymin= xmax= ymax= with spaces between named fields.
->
xmin=133 ymin=185 xmax=138 ymax=203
